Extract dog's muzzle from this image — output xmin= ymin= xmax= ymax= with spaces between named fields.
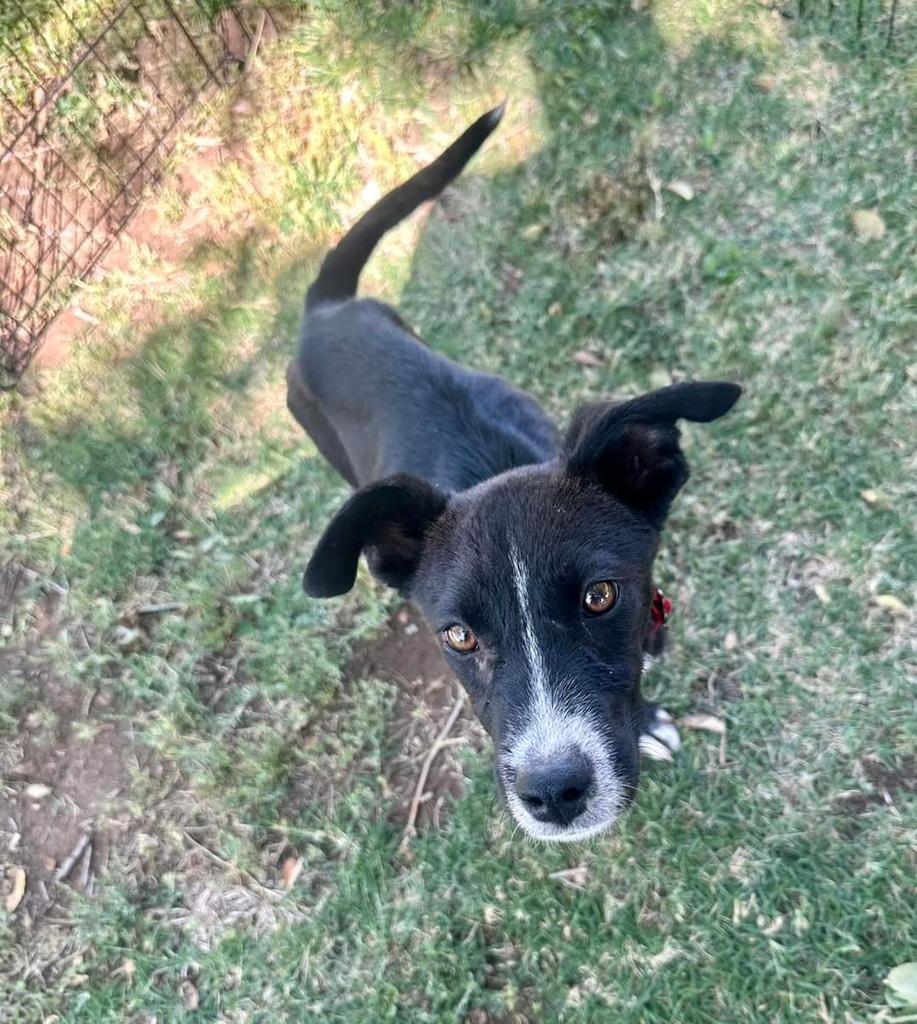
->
xmin=499 ymin=709 xmax=626 ymax=843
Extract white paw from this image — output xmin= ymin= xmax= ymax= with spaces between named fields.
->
xmin=639 ymin=707 xmax=682 ymax=763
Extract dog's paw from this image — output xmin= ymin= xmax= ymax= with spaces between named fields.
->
xmin=639 ymin=706 xmax=682 ymax=763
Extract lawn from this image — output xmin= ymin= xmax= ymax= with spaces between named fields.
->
xmin=1 ymin=1 xmax=914 ymax=1022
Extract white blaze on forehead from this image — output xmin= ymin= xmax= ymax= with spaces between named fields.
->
xmin=509 ymin=543 xmax=548 ymax=702
xmin=505 ymin=543 xmax=625 ymax=843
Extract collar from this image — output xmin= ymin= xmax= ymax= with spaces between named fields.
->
xmin=650 ymin=587 xmax=673 ymax=633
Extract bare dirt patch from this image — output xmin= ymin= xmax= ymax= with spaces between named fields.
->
xmin=0 ymin=563 xmax=133 ymax=930
xmin=0 ymin=659 xmax=132 ymax=919
xmin=831 ymin=755 xmax=916 ymax=827
xmin=346 ymin=605 xmax=486 ymax=832
xmin=0 ymin=573 xmax=301 ymax=983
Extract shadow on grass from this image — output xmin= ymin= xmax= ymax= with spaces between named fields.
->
xmin=18 ymin=1 xmax=798 ymax=592
xmin=7 ymin=226 xmax=329 ymax=600
xmin=396 ymin=10 xmax=793 ymax=401
xmin=27 ymin=245 xmax=305 ymax=492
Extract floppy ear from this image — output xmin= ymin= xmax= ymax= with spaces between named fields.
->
xmin=304 ymin=475 xmax=448 ymax=598
xmin=564 ymin=381 xmax=741 ymax=528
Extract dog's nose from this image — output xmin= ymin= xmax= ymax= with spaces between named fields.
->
xmin=515 ymin=749 xmax=593 ymax=825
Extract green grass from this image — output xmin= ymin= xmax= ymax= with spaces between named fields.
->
xmin=1 ymin=2 xmax=915 ymax=1022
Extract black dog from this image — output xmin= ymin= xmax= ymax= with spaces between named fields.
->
xmin=288 ymin=105 xmax=741 ymax=842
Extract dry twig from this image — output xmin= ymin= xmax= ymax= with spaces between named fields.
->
xmin=181 ymin=829 xmax=281 ymax=902
xmin=244 ymin=11 xmax=268 ymax=72
xmin=399 ymin=694 xmax=465 ymax=851
xmin=54 ymin=832 xmax=91 ymax=883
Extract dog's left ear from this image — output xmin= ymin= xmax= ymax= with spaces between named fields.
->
xmin=304 ymin=474 xmax=448 ymax=598
xmin=564 ymin=381 xmax=741 ymax=527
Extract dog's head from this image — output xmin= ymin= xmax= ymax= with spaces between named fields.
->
xmin=304 ymin=382 xmax=741 ymax=841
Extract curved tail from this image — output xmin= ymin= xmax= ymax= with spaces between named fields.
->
xmin=305 ymin=102 xmax=505 ymax=311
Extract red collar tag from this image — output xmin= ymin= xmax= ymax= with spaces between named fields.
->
xmin=650 ymin=588 xmax=673 ymax=632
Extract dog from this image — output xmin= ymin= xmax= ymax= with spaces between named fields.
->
xmin=287 ymin=104 xmax=741 ymax=842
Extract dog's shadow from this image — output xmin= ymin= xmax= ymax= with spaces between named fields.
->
xmin=394 ymin=16 xmax=788 ymax=413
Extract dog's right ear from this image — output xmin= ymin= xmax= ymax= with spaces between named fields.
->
xmin=304 ymin=475 xmax=448 ymax=598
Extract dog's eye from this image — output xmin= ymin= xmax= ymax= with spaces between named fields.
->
xmin=583 ymin=580 xmax=618 ymax=615
xmin=443 ymin=624 xmax=478 ymax=653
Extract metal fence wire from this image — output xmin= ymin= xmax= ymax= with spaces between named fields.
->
xmin=0 ymin=0 xmax=266 ymax=387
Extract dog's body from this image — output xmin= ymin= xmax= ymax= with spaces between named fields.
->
xmin=289 ymin=105 xmax=741 ymax=842
xmin=287 ymin=297 xmax=558 ymax=493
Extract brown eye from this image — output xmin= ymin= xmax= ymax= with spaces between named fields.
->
xmin=443 ymin=624 xmax=478 ymax=653
xmin=583 ymin=580 xmax=618 ymax=615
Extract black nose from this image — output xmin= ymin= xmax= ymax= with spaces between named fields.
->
xmin=515 ymin=749 xmax=593 ymax=826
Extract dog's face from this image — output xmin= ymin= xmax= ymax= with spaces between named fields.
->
xmin=410 ymin=471 xmax=659 ymax=841
xmin=304 ymin=382 xmax=740 ymax=841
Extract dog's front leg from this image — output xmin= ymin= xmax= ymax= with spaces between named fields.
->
xmin=638 ymin=703 xmax=682 ymax=763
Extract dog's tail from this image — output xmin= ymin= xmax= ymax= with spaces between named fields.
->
xmin=305 ymin=102 xmax=505 ymax=311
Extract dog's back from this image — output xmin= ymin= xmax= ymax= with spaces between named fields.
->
xmin=288 ymin=106 xmax=558 ymax=493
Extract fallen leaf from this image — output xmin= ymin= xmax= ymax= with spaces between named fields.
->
xmin=647 ymin=945 xmax=682 ymax=970
xmin=761 ymin=914 xmax=785 ymax=936
xmin=114 ymin=958 xmax=136 ymax=981
xmin=813 ymin=583 xmax=831 ymax=605
xmin=521 ymin=223 xmax=544 ymax=240
xmin=756 ymin=74 xmax=777 ymax=93
xmin=483 ymin=904 xmax=502 ymax=927
xmin=851 ymin=208 xmax=886 ymax=241
xmin=4 ymin=866 xmax=26 ymax=912
xmin=24 ymin=783 xmax=51 ymax=801
xmin=648 ymin=366 xmax=673 ymax=389
xmin=478 ymin=905 xmax=501 ymax=929
xmin=681 ymin=713 xmax=726 ymax=735
xmin=665 ymin=180 xmax=694 ymax=201
xmin=729 ymin=846 xmax=750 ymax=882
xmin=860 ymin=488 xmax=889 ymax=506
xmin=113 ymin=625 xmax=143 ymax=649
xmin=281 ymin=856 xmax=303 ymax=890
xmin=69 ymin=303 xmax=97 ymax=323
xmin=630 ymin=0 xmax=650 ymax=11
xmin=885 ymin=963 xmax=917 ymax=1010
xmin=548 ymin=864 xmax=588 ymax=889
xmin=572 ymin=350 xmax=603 ymax=368
xmin=547 ymin=301 xmax=564 ymax=317
xmin=874 ymin=594 xmax=908 ymax=616
xmin=724 ymin=630 xmax=738 ymax=651
xmin=181 ymin=980 xmax=199 ymax=1011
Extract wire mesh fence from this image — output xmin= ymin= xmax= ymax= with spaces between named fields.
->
xmin=790 ymin=0 xmax=909 ymax=51
xmin=0 ymin=0 xmax=269 ymax=386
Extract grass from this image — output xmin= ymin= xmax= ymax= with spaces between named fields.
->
xmin=1 ymin=1 xmax=915 ymax=1021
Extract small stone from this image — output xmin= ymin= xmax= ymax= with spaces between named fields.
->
xmin=851 ymin=208 xmax=886 ymax=241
